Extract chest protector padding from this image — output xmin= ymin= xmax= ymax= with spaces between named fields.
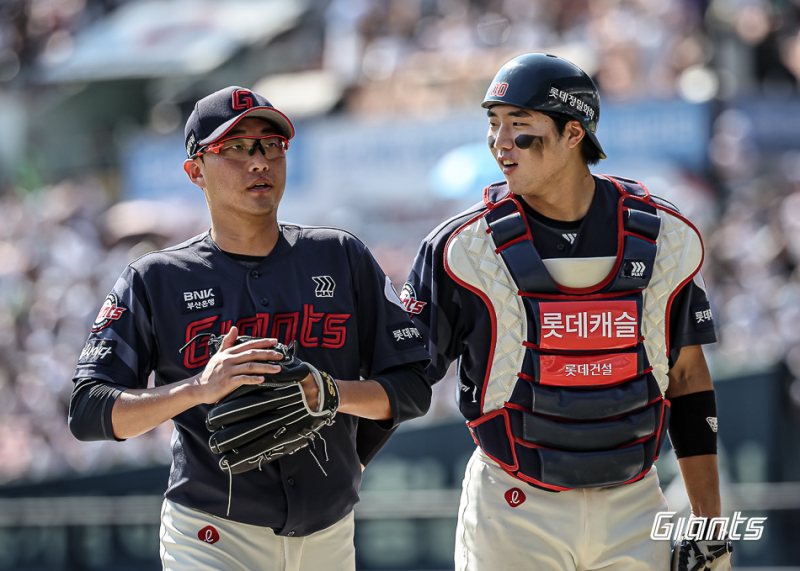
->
xmin=445 ymin=176 xmax=703 ymax=491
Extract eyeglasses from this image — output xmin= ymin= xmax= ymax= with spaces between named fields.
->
xmin=195 ymin=135 xmax=289 ymax=161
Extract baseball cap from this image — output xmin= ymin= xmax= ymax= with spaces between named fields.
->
xmin=184 ymin=86 xmax=295 ymax=158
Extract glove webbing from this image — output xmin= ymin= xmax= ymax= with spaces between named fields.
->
xmin=677 ymin=539 xmax=733 ymax=571
xmin=221 ymin=366 xmax=336 ymax=516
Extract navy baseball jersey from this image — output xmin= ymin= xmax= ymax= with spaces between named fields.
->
xmin=404 ymin=175 xmax=716 ymax=423
xmin=71 ymin=225 xmax=430 ymax=536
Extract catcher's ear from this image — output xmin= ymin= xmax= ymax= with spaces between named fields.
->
xmin=184 ymin=158 xmax=206 ymax=189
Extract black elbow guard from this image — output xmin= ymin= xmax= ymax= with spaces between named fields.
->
xmin=69 ymin=378 xmax=126 ymax=441
xmin=667 ymin=390 xmax=718 ymax=458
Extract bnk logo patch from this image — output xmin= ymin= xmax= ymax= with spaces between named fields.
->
xmin=180 ymin=287 xmax=222 ymax=313
xmin=92 ymin=293 xmax=126 ymax=332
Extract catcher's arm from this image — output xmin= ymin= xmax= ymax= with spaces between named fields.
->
xmin=666 ymin=344 xmax=721 ymax=519
xmin=110 ymin=327 xmax=282 ymax=439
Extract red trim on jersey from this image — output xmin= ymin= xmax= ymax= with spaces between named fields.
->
xmin=503 ymin=402 xmax=530 ymax=415
xmin=518 ymin=290 xmax=642 ymax=300
xmin=510 ymin=468 xmax=571 ymax=492
xmin=444 ymin=209 xmax=500 ymax=414
xmin=522 ymin=339 xmax=645 ymax=357
xmin=495 ymin=234 xmax=529 ymax=253
xmin=623 ymin=231 xmax=657 ymax=246
xmin=653 ymin=399 xmax=670 ymax=460
xmin=466 ymin=408 xmax=519 ymax=472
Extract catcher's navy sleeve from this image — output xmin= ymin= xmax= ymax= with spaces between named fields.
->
xmin=403 ymin=213 xmax=479 ymax=384
xmin=351 ymin=246 xmax=432 ymax=427
xmin=357 ymin=361 xmax=428 ymax=464
xmin=668 ymin=277 xmax=717 ymax=365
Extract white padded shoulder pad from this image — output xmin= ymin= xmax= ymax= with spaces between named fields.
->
xmin=446 ymin=215 xmax=527 ymax=412
xmin=641 ymin=208 xmax=704 ymax=395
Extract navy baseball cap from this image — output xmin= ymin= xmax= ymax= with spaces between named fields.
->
xmin=184 ymin=86 xmax=295 ymax=158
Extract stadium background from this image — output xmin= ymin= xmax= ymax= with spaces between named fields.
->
xmin=0 ymin=0 xmax=799 ymax=569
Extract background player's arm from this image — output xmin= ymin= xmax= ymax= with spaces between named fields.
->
xmin=300 ymin=377 xmax=390 ymax=420
xmin=665 ymin=344 xmax=721 ymax=519
xmin=300 ymin=362 xmax=430 ymax=423
xmin=111 ymin=328 xmax=282 ymax=439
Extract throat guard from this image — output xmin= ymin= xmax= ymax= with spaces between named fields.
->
xmin=444 ymin=176 xmax=703 ymax=490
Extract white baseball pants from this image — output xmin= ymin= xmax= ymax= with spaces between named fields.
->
xmin=159 ymin=499 xmax=356 ymax=571
xmin=455 ymin=448 xmax=671 ymax=571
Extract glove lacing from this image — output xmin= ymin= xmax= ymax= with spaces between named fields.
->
xmin=306 ymin=431 xmax=331 ymax=476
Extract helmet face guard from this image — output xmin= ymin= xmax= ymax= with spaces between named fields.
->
xmin=482 ymin=53 xmax=606 ymax=160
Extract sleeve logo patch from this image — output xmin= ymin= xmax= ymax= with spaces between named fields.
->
xmin=384 ymin=276 xmax=406 ymax=310
xmin=706 ymin=417 xmax=718 ymax=432
xmin=92 ymin=293 xmax=126 ymax=332
xmin=399 ymin=283 xmax=426 ymax=315
xmin=691 ymin=302 xmax=715 ymax=331
xmin=180 ymin=287 xmax=222 ymax=313
xmin=389 ymin=324 xmax=422 ymax=343
xmin=78 ymin=339 xmax=116 ymax=365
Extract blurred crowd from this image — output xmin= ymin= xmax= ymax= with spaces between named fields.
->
xmin=4 ymin=0 xmax=800 ymax=101
xmin=0 ymin=181 xmax=185 ymax=483
xmin=706 ymin=108 xmax=800 ymax=378
xmin=2 ymin=0 xmax=800 ymax=483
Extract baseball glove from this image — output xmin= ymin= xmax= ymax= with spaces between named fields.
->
xmin=671 ymin=536 xmax=733 ymax=571
xmin=203 ymin=335 xmax=340 ymax=474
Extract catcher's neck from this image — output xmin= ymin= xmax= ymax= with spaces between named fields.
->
xmin=210 ymin=217 xmax=280 ymax=257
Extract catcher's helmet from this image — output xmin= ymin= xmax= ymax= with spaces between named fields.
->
xmin=482 ymin=53 xmax=606 ymax=160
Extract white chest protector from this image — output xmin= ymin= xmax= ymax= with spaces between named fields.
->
xmin=444 ymin=175 xmax=703 ymax=490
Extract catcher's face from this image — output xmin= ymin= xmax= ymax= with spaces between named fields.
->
xmin=487 ymin=105 xmax=584 ymax=198
xmin=184 ymin=117 xmax=287 ymax=221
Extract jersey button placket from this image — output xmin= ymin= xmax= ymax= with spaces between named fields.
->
xmin=287 ymin=477 xmax=295 ymax=486
xmin=260 ymin=297 xmax=269 ymax=307
xmin=251 ymin=270 xmax=260 ymax=279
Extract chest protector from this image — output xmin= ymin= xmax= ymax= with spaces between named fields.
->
xmin=445 ymin=175 xmax=704 ymax=491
